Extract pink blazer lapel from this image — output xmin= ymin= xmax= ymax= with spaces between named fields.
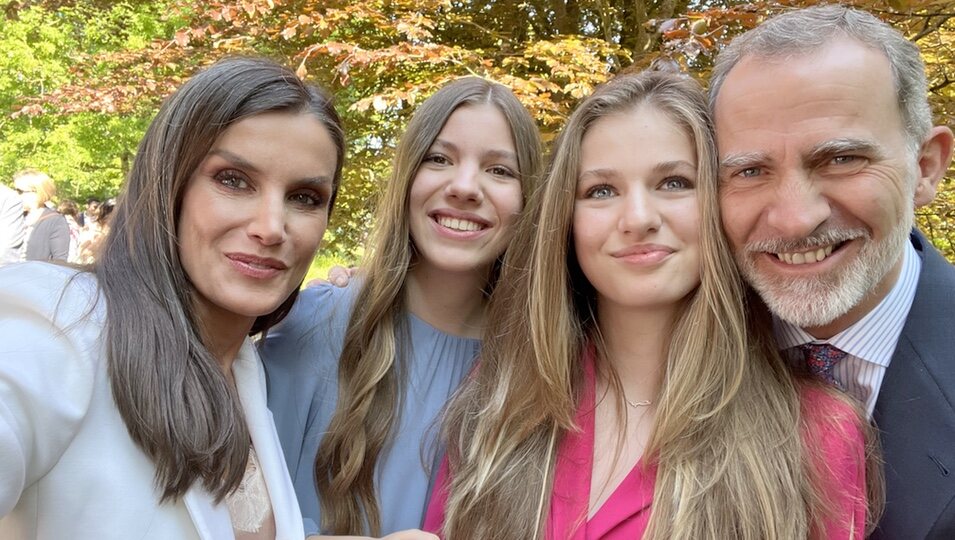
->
xmin=547 ymin=346 xmax=657 ymax=539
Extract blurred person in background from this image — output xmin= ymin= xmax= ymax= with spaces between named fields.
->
xmin=76 ymin=198 xmax=116 ymax=263
xmin=13 ymin=169 xmax=70 ymax=261
xmin=0 ymin=183 xmax=24 ymax=265
xmin=57 ymin=199 xmax=83 ymax=262
xmin=83 ymin=197 xmax=102 ymax=229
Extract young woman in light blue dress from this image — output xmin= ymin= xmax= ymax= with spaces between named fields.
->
xmin=261 ymin=77 xmax=543 ymax=539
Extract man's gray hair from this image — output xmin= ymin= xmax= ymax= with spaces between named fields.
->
xmin=709 ymin=5 xmax=931 ymax=152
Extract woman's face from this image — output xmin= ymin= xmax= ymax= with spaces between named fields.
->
xmin=14 ymin=179 xmax=40 ymax=212
xmin=408 ymin=103 xmax=524 ymax=277
xmin=178 ymin=110 xmax=338 ymax=329
xmin=573 ymin=105 xmax=701 ymax=313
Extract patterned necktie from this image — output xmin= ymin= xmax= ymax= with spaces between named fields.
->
xmin=797 ymin=343 xmax=847 ymax=389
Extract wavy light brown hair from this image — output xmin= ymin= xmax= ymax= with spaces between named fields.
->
xmin=96 ymin=57 xmax=344 ymax=502
xmin=438 ymin=70 xmax=881 ymax=539
xmin=315 ymin=76 xmax=543 ymax=535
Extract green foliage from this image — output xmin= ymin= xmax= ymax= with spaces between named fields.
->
xmin=0 ymin=1 xmax=178 ymax=202
xmin=3 ymin=0 xmax=955 ymax=263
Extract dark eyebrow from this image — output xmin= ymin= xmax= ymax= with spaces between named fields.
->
xmin=208 ymin=149 xmax=262 ymax=175
xmin=805 ymin=138 xmax=885 ymax=166
xmin=208 ymin=148 xmax=334 ymax=186
xmin=293 ymin=177 xmax=335 ymax=189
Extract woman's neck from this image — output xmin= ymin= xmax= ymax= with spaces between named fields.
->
xmin=596 ymin=302 xmax=679 ymax=401
xmin=404 ymin=263 xmax=488 ymax=339
xmin=194 ymin=299 xmax=255 ymax=383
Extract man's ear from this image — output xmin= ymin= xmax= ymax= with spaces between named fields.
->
xmin=914 ymin=125 xmax=954 ymax=207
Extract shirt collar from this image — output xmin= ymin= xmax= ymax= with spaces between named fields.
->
xmin=774 ymin=239 xmax=921 ymax=367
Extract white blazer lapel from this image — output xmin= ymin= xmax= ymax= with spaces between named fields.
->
xmin=234 ymin=339 xmax=305 ymax=540
xmin=183 ymin=486 xmax=234 ymax=540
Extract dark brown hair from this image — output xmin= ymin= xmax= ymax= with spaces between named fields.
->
xmin=96 ymin=56 xmax=344 ymax=502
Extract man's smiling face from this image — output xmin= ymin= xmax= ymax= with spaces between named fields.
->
xmin=714 ymin=37 xmax=920 ymax=337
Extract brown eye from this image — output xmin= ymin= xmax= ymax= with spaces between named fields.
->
xmin=289 ymin=191 xmax=325 ymax=207
xmin=487 ymin=165 xmax=517 ymax=178
xmin=216 ymin=170 xmax=249 ymax=189
xmin=423 ymin=154 xmax=450 ymax=166
xmin=831 ymin=155 xmax=858 ymax=165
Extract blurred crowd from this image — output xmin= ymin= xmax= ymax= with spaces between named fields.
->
xmin=0 ymin=169 xmax=114 ymax=266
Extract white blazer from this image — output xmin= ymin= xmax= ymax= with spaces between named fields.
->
xmin=0 ymin=262 xmax=304 ymax=539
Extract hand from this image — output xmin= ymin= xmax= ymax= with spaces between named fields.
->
xmin=327 ymin=265 xmax=354 ymax=287
xmin=306 ymin=265 xmax=357 ymax=288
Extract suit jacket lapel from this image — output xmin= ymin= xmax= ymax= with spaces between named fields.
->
xmin=872 ymin=231 xmax=955 ymax=539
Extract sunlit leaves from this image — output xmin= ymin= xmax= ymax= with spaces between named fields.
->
xmin=4 ymin=0 xmax=955 ymax=260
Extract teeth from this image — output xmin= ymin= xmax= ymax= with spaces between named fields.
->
xmin=776 ymin=245 xmax=834 ymax=265
xmin=437 ymin=216 xmax=483 ymax=232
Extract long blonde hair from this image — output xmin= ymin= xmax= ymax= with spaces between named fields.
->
xmin=315 ymin=76 xmax=543 ymax=535
xmin=439 ymin=71 xmax=881 ymax=539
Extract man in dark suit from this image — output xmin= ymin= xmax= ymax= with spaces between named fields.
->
xmin=710 ymin=6 xmax=955 ymax=538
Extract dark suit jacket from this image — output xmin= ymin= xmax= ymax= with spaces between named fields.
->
xmin=870 ymin=231 xmax=955 ymax=539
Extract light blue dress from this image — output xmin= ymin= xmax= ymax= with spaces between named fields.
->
xmin=261 ymin=283 xmax=480 ymax=535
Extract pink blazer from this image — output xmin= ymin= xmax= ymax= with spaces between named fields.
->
xmin=425 ymin=351 xmax=868 ymax=538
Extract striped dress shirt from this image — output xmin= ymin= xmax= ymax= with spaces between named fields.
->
xmin=775 ymin=241 xmax=921 ymax=417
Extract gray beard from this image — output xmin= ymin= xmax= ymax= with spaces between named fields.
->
xmin=737 ymin=210 xmax=913 ymax=329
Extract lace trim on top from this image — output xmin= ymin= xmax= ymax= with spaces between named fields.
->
xmin=226 ymin=445 xmax=272 ymax=533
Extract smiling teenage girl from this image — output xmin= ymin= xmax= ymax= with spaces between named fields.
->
xmin=425 ymin=71 xmax=882 ymax=539
xmin=261 ymin=77 xmax=542 ymax=539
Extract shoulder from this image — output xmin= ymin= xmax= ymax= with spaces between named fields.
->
xmin=259 ymin=281 xmax=357 ymax=369
xmin=0 ymin=262 xmax=103 ymax=326
xmin=0 ymin=263 xmax=109 ymax=514
xmin=0 ymin=185 xmax=22 ymax=210
xmin=902 ymin=231 xmax=955 ymax=367
xmin=912 ymin=230 xmax=955 ymax=287
xmin=37 ymin=209 xmax=67 ymax=227
xmin=293 ymin=281 xmax=358 ymax=319
xmin=271 ymin=281 xmax=357 ymax=339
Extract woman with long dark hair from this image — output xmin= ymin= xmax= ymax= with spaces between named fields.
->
xmin=0 ymin=57 xmax=345 ymax=540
